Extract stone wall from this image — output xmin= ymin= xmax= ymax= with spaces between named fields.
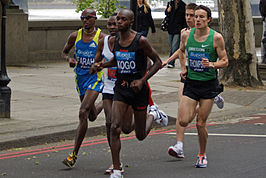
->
xmin=26 ymin=18 xmax=263 ymax=64
xmin=1 ymin=8 xmax=264 ymax=64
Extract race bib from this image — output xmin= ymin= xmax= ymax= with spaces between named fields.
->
xmin=188 ymin=52 xmax=209 ymax=72
xmin=107 ymin=67 xmax=117 ymax=81
xmin=115 ymin=51 xmax=136 ymax=74
xmin=76 ymin=56 xmax=95 ymax=69
xmin=76 ymin=42 xmax=97 ymax=69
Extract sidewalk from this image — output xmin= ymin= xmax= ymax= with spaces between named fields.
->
xmin=0 ymin=60 xmax=265 ymax=151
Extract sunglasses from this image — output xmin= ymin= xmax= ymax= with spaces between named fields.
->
xmin=80 ymin=15 xmax=96 ymax=20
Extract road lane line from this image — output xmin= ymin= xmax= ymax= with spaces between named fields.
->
xmin=166 ymin=132 xmax=266 ymax=137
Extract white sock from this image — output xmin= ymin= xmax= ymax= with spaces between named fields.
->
xmin=113 ymin=169 xmax=121 ymax=175
xmin=177 ymin=141 xmax=183 ymax=150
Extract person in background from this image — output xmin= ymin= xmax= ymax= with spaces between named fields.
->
xmin=135 ymin=0 xmax=156 ymax=37
xmin=165 ymin=0 xmax=187 ymax=68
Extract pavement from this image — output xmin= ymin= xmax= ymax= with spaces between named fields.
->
xmin=0 ymin=58 xmax=265 ymax=151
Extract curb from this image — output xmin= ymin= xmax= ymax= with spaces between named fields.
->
xmin=0 ymin=116 xmax=176 ymax=151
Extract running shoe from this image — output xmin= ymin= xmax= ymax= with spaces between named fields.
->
xmin=148 ymin=103 xmax=159 ymax=113
xmin=110 ymin=170 xmax=123 ymax=178
xmin=62 ymin=152 xmax=77 ymax=168
xmin=168 ymin=145 xmax=185 ymax=158
xmin=167 ymin=64 xmax=174 ymax=68
xmin=105 ymin=163 xmax=124 ymax=174
xmin=214 ymin=94 xmax=224 ymax=109
xmin=150 ymin=109 xmax=168 ymax=126
xmin=195 ymin=155 xmax=208 ymax=168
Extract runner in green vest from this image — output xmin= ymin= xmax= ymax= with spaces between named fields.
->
xmin=177 ymin=5 xmax=228 ymax=168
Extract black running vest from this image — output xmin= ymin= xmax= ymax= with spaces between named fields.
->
xmin=113 ymin=33 xmax=147 ymax=81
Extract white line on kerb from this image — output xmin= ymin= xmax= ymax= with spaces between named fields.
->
xmin=166 ymin=132 xmax=266 ymax=138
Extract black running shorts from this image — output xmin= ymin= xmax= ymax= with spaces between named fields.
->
xmin=102 ymin=93 xmax=114 ymax=100
xmin=183 ymin=78 xmax=223 ymax=101
xmin=113 ymin=79 xmax=149 ymax=111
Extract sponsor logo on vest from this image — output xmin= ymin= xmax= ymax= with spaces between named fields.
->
xmin=89 ymin=43 xmax=96 ymax=48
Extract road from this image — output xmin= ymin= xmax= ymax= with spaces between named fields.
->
xmin=0 ymin=112 xmax=265 ymax=178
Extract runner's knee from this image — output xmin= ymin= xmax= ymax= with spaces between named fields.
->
xmin=110 ymin=123 xmax=121 ymax=136
xmin=79 ymin=107 xmax=89 ymax=121
xmin=196 ymin=120 xmax=206 ymax=129
xmin=179 ymin=120 xmax=189 ymax=127
xmin=121 ymin=127 xmax=132 ymax=135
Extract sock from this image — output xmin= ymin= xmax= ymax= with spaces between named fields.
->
xmin=113 ymin=169 xmax=121 ymax=175
xmin=177 ymin=141 xmax=183 ymax=150
xmin=150 ymin=111 xmax=157 ymax=120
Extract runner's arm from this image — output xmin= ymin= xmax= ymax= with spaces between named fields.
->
xmin=94 ymin=38 xmax=104 ymax=63
xmin=179 ymin=31 xmax=188 ymax=72
xmin=139 ymin=36 xmax=162 ymax=82
xmin=213 ymin=33 xmax=229 ymax=68
xmin=162 ymin=28 xmax=188 ymax=67
xmin=205 ymin=33 xmax=229 ymax=69
xmin=61 ymin=32 xmax=77 ymax=67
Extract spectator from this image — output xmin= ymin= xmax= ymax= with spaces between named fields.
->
xmin=165 ymin=0 xmax=187 ymax=68
xmin=260 ymin=0 xmax=266 ymax=63
xmin=135 ymin=0 xmax=156 ymax=37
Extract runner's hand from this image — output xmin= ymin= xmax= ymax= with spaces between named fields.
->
xmin=130 ymin=79 xmax=144 ymax=93
xmin=161 ymin=60 xmax=168 ymax=68
xmin=201 ymin=57 xmax=210 ymax=68
xmin=68 ymin=58 xmax=77 ymax=68
xmin=180 ymin=67 xmax=187 ymax=80
xmin=90 ymin=62 xmax=102 ymax=74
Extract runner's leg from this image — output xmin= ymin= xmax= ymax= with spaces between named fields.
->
xmin=74 ymin=89 xmax=100 ymax=154
xmin=196 ymin=98 xmax=214 ymax=155
xmin=110 ymin=101 xmax=130 ymax=170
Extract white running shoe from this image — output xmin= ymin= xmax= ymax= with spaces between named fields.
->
xmin=168 ymin=145 xmax=185 ymax=158
xmin=110 ymin=170 xmax=123 ymax=178
xmin=150 ymin=109 xmax=168 ymax=126
xmin=148 ymin=103 xmax=159 ymax=113
xmin=214 ymin=94 xmax=224 ymax=109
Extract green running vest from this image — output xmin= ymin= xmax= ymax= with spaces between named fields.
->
xmin=186 ymin=28 xmax=218 ymax=81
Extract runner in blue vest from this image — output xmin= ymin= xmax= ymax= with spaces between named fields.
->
xmin=61 ymin=8 xmax=105 ymax=168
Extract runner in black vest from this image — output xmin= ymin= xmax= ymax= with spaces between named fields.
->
xmin=90 ymin=8 xmax=164 ymax=178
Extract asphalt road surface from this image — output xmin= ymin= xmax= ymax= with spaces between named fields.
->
xmin=0 ymin=116 xmax=266 ymax=178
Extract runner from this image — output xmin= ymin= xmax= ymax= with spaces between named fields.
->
xmin=95 ymin=13 xmax=167 ymax=175
xmin=91 ymin=8 xmax=167 ymax=178
xmin=61 ymin=8 xmax=105 ymax=168
xmin=163 ymin=3 xmax=225 ymax=159
xmin=176 ymin=5 xmax=228 ymax=168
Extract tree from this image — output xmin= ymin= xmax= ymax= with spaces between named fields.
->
xmin=73 ymin=0 xmax=123 ymax=18
xmin=218 ymin=0 xmax=263 ymax=87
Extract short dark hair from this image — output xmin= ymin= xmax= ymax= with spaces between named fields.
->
xmin=195 ymin=5 xmax=212 ymax=18
xmin=186 ymin=3 xmax=197 ymax=10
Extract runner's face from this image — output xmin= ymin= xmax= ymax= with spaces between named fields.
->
xmin=137 ymin=0 xmax=143 ymax=5
xmin=107 ymin=16 xmax=118 ymax=36
xmin=195 ymin=9 xmax=210 ymax=29
xmin=185 ymin=9 xmax=195 ymax=28
xmin=116 ymin=12 xmax=132 ymax=31
xmin=81 ymin=11 xmax=96 ymax=29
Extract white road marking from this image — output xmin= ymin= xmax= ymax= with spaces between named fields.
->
xmin=166 ymin=132 xmax=266 ymax=138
